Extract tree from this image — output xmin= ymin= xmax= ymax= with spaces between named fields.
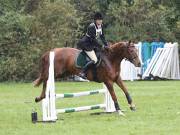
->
xmin=105 ymin=0 xmax=176 ymax=42
xmin=0 ymin=0 xmax=81 ymax=81
xmin=31 ymin=0 xmax=81 ymax=48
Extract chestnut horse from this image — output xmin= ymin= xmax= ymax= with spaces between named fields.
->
xmin=33 ymin=42 xmax=141 ymax=115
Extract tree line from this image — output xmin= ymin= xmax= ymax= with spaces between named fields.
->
xmin=0 ymin=0 xmax=179 ymax=81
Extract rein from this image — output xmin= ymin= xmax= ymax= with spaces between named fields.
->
xmin=125 ymin=55 xmax=138 ymax=63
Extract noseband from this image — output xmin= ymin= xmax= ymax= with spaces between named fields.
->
xmin=126 ymin=55 xmax=138 ymax=63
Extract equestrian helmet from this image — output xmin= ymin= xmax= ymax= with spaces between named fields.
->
xmin=94 ymin=12 xmax=103 ymax=20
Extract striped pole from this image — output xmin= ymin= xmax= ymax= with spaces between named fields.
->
xmin=56 ymin=104 xmax=106 ymax=114
xmin=56 ymin=89 xmax=106 ymax=99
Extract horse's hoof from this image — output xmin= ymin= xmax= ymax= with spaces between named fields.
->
xmin=117 ymin=110 xmax=125 ymax=116
xmin=130 ymin=106 xmax=136 ymax=111
xmin=35 ymin=97 xmax=40 ymax=103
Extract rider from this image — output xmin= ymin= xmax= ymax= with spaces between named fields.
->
xmin=77 ymin=12 xmax=109 ymax=79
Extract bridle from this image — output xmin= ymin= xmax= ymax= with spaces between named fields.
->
xmin=125 ymin=45 xmax=138 ymax=63
xmin=127 ymin=55 xmax=138 ymax=63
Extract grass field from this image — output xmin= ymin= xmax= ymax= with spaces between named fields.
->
xmin=0 ymin=81 xmax=180 ymax=135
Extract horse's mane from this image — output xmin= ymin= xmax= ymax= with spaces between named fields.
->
xmin=110 ymin=42 xmax=127 ymax=55
xmin=110 ymin=42 xmax=127 ymax=50
xmin=102 ymin=42 xmax=127 ymax=59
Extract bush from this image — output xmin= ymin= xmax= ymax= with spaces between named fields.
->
xmin=0 ymin=1 xmax=81 ymax=81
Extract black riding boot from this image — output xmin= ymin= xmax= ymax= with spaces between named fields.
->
xmin=79 ymin=60 xmax=94 ymax=79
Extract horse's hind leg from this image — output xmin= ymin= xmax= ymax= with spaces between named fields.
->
xmin=34 ymin=65 xmax=64 ymax=103
xmin=33 ymin=75 xmax=43 ymax=87
xmin=116 ymin=76 xmax=136 ymax=111
xmin=35 ymin=81 xmax=47 ymax=102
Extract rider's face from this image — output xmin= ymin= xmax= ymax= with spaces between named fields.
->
xmin=95 ymin=19 xmax=103 ymax=26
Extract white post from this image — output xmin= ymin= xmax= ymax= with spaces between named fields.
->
xmin=103 ymin=84 xmax=116 ymax=112
xmin=42 ymin=51 xmax=57 ymax=121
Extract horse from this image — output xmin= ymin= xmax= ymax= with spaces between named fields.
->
xmin=33 ymin=41 xmax=141 ymax=115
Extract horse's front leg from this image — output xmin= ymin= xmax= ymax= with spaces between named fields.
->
xmin=104 ymin=81 xmax=125 ymax=116
xmin=115 ymin=76 xmax=136 ymax=111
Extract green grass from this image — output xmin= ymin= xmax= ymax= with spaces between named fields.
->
xmin=0 ymin=81 xmax=180 ymax=135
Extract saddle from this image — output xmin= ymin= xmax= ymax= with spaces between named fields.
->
xmin=75 ymin=50 xmax=101 ymax=68
xmin=75 ymin=50 xmax=102 ymax=82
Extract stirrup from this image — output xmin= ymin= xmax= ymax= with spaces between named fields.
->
xmin=78 ymin=72 xmax=87 ymax=80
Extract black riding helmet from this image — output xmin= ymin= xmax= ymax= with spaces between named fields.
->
xmin=94 ymin=12 xmax=103 ymax=20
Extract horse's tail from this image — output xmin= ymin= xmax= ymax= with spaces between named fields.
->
xmin=33 ymin=52 xmax=49 ymax=87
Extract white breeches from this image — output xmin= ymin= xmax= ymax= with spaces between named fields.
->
xmin=85 ymin=50 xmax=98 ymax=64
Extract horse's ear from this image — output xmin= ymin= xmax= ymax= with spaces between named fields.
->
xmin=127 ymin=40 xmax=131 ymax=47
